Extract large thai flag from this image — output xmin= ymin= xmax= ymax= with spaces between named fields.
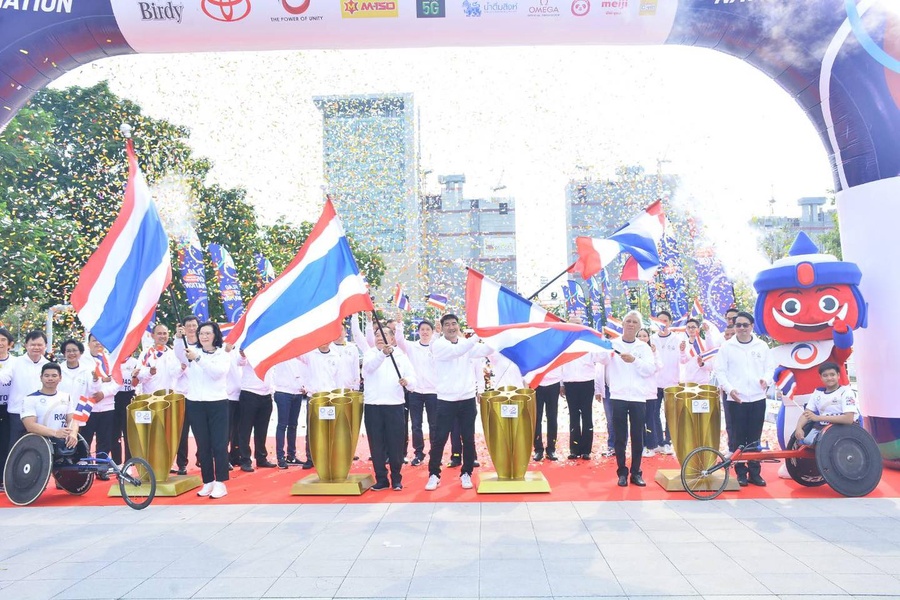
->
xmin=71 ymin=139 xmax=171 ymax=382
xmin=465 ymin=268 xmax=562 ymax=328
xmin=572 ymin=200 xmax=665 ymax=280
xmin=226 ymin=200 xmax=373 ymax=379
xmin=476 ymin=322 xmax=612 ymax=387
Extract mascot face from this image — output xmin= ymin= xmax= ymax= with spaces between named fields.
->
xmin=761 ymin=284 xmax=861 ymax=342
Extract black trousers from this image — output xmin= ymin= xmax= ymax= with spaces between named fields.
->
xmin=365 ymin=404 xmax=406 ymax=487
xmin=722 ymin=391 xmax=736 ymax=452
xmin=8 ymin=413 xmax=26 ymax=451
xmin=407 ymin=392 xmax=435 ymax=460
xmin=238 ymin=390 xmax=272 ymax=465
xmin=0 ymin=405 xmax=9 ymax=472
xmin=80 ymin=410 xmax=115 ymax=458
xmin=176 ymin=416 xmax=192 ymax=470
xmin=112 ymin=390 xmax=134 ymax=464
xmin=228 ymin=400 xmax=241 ymax=465
xmin=428 ymin=398 xmax=477 ymax=477
xmin=731 ymin=400 xmax=766 ymax=478
xmin=565 ymin=380 xmax=594 ymax=456
xmin=534 ymin=383 xmax=560 ymax=454
xmin=612 ymin=399 xmax=646 ymax=477
xmin=186 ymin=399 xmax=230 ymax=484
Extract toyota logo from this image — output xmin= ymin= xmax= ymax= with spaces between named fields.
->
xmin=201 ymin=0 xmax=252 ymax=22
xmin=282 ymin=0 xmax=310 ymax=14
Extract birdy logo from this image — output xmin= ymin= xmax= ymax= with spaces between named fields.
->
xmin=341 ymin=0 xmax=398 ymax=17
xmin=138 ymin=2 xmax=184 ymax=23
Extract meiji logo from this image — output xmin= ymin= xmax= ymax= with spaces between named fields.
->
xmin=0 ymin=0 xmax=72 ymax=13
xmin=139 ymin=2 xmax=184 ymax=23
xmin=528 ymin=0 xmax=559 ymax=17
xmin=601 ymin=0 xmax=626 ymax=13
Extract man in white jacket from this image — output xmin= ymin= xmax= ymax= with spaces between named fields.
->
xmin=714 ymin=311 xmax=774 ymax=487
xmin=425 ymin=314 xmax=491 ymax=491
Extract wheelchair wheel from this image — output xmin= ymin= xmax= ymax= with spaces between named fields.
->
xmin=118 ymin=457 xmax=156 ymax=510
xmin=681 ymin=447 xmax=729 ymax=500
xmin=53 ymin=434 xmax=94 ymax=495
xmin=785 ymin=436 xmax=825 ymax=487
xmin=816 ymin=424 xmax=882 ymax=497
xmin=3 ymin=434 xmax=53 ymax=506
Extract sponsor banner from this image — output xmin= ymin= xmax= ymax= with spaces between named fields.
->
xmin=110 ymin=0 xmax=677 ymax=53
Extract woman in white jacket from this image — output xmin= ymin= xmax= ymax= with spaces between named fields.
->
xmin=176 ymin=321 xmax=231 ymax=499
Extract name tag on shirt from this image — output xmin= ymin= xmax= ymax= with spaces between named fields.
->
xmin=319 ymin=406 xmax=336 ymax=420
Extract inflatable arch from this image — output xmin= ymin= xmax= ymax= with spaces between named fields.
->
xmin=2 ymin=0 xmax=900 ymax=465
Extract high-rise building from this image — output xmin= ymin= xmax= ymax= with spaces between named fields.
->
xmin=423 ymin=174 xmax=517 ymax=310
xmin=313 ymin=93 xmax=420 ymax=300
xmin=751 ymin=196 xmax=836 ymax=263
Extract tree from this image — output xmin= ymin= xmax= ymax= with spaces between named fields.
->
xmin=818 ymin=211 xmax=842 ymax=259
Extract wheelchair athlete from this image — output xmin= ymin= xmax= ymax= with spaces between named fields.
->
xmin=794 ymin=361 xmax=859 ymax=446
xmin=20 ymin=363 xmax=80 ymax=454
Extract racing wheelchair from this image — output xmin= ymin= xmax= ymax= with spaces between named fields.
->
xmin=680 ymin=423 xmax=883 ymax=500
xmin=3 ymin=433 xmax=157 ymax=510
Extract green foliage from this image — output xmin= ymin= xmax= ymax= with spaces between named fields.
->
xmin=818 ymin=211 xmax=842 ymax=260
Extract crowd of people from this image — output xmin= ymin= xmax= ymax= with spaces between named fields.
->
xmin=0 ymin=304 xmax=859 ymax=497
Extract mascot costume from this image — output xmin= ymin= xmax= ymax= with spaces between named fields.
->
xmin=753 ymin=232 xmax=867 ymax=476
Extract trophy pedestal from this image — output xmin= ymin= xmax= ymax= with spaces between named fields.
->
xmin=108 ymin=474 xmax=203 ymax=497
xmin=476 ymin=471 xmax=551 ymax=494
xmin=654 ymin=468 xmax=740 ymax=492
xmin=291 ymin=473 xmax=375 ymax=496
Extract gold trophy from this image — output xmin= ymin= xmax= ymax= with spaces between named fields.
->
xmin=477 ymin=387 xmax=550 ymax=493
xmin=291 ymin=389 xmax=374 ymax=495
xmin=654 ymin=382 xmax=738 ymax=493
xmin=111 ymin=390 xmax=202 ymax=497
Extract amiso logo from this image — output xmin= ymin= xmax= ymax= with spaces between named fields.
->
xmin=138 ymin=2 xmax=184 ymax=23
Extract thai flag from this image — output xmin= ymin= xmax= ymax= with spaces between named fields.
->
xmin=70 ymin=139 xmax=171 ymax=383
xmin=226 ymin=199 xmax=374 ymax=379
xmin=620 ymin=255 xmax=657 ymax=282
xmin=699 ymin=347 xmax=719 ymax=361
xmin=572 ymin=200 xmax=665 ymax=280
xmin=475 ymin=322 xmax=612 ymax=387
xmin=689 ymin=337 xmax=706 ymax=357
xmin=72 ymin=396 xmax=95 ymax=425
xmin=649 ymin=315 xmax=668 ymax=332
xmin=776 ymin=368 xmax=797 ymax=398
xmin=465 ymin=268 xmax=562 ymax=328
xmin=219 ymin=322 xmax=235 ymax=338
xmin=425 ymin=293 xmax=448 ymax=311
xmin=690 ymin=297 xmax=704 ymax=319
xmin=603 ymin=316 xmax=623 ymax=339
xmin=393 ymin=284 xmax=411 ymax=311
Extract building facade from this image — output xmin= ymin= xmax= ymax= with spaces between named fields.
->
xmin=313 ymin=93 xmax=420 ymax=300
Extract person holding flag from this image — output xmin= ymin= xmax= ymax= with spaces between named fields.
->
xmin=80 ymin=334 xmax=122 ymax=478
xmin=394 ymin=319 xmax=438 ymax=467
xmin=679 ymin=318 xmax=721 ymax=385
xmin=649 ymin=311 xmax=682 ymax=455
xmin=138 ymin=323 xmax=186 ymax=395
xmin=58 ymin=339 xmax=96 ymax=404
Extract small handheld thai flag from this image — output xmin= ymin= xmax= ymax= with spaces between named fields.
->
xmin=393 ymin=284 xmax=411 ymax=311
xmin=94 ymin=352 xmax=112 ymax=380
xmin=690 ymin=298 xmax=704 ymax=319
xmin=72 ymin=396 xmax=95 ymax=425
xmin=425 ymin=293 xmax=448 ymax=311
xmin=776 ymin=369 xmax=797 ymax=399
xmin=699 ymin=347 xmax=719 ymax=361
xmin=603 ymin=316 xmax=623 ymax=339
xmin=141 ymin=345 xmax=167 ymax=367
xmin=649 ymin=315 xmax=668 ymax=332
xmin=689 ymin=337 xmax=706 ymax=358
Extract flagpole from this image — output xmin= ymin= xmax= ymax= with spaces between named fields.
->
xmin=371 ymin=311 xmax=404 ymax=382
xmin=527 ymin=262 xmax=577 ymax=300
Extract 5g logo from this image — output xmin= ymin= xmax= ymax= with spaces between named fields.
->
xmin=417 ymin=0 xmax=445 ymax=17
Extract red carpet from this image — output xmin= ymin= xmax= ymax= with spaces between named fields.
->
xmin=4 ymin=435 xmax=900 ymax=508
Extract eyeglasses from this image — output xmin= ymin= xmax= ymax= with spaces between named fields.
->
xmin=734 ymin=322 xmax=752 ymax=328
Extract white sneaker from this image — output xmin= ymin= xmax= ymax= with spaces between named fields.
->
xmin=663 ymin=444 xmax=674 ymax=455
xmin=603 ymin=448 xmax=615 ymax=457
xmin=642 ymin=448 xmax=656 ymax=458
xmin=197 ymin=482 xmax=214 ymax=497
xmin=460 ymin=473 xmax=473 ymax=489
xmin=425 ymin=474 xmax=440 ymax=491
xmin=210 ymin=481 xmax=227 ymax=499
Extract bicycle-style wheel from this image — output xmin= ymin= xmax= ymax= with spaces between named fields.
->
xmin=118 ymin=457 xmax=156 ymax=510
xmin=681 ymin=447 xmax=729 ymax=500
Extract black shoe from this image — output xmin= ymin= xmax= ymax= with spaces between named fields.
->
xmin=473 ymin=460 xmax=480 ymax=468
xmin=97 ymin=472 xmax=110 ymax=481
xmin=371 ymin=481 xmax=390 ymax=491
xmin=176 ymin=468 xmax=187 ymax=476
xmin=228 ymin=464 xmax=233 ymax=471
xmin=630 ymin=474 xmax=646 ymax=487
xmin=617 ymin=475 xmax=628 ymax=487
xmin=301 ymin=460 xmax=314 ymax=470
xmin=580 ymin=454 xmax=591 ymax=460
xmin=403 ymin=457 xmax=410 ymax=464
xmin=392 ymin=484 xmax=403 ymax=491
xmin=411 ymin=457 xmax=423 ymax=466
xmin=748 ymin=474 xmax=767 ymax=487
xmin=532 ymin=451 xmax=543 ymax=461
xmin=546 ymin=451 xmax=558 ymax=461
xmin=737 ymin=475 xmax=749 ymax=487
xmin=285 ymin=456 xmax=300 ymax=465
xmin=257 ymin=460 xmax=277 ymax=469
xmin=447 ymin=457 xmax=461 ymax=468
xmin=567 ymin=454 xmax=579 ymax=460
xmin=277 ymin=459 xmax=288 ymax=469
xmin=240 ymin=463 xmax=255 ymax=473
xmin=353 ymin=455 xmax=359 ymax=460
